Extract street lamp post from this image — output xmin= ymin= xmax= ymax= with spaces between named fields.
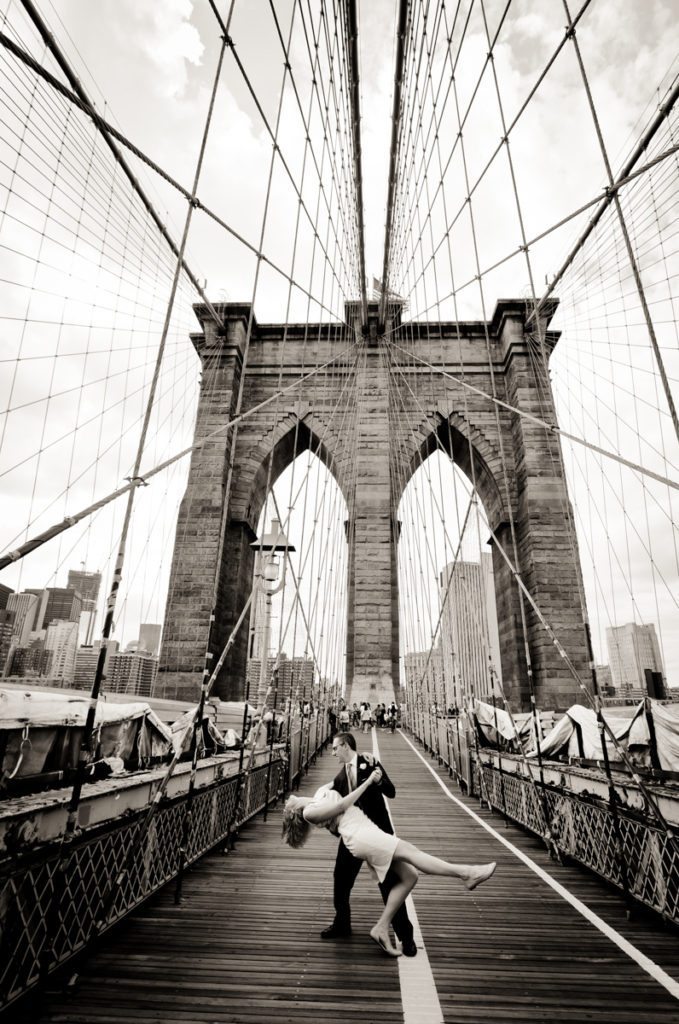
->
xmin=251 ymin=518 xmax=295 ymax=708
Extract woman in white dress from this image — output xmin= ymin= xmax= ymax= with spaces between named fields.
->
xmin=282 ymin=770 xmax=496 ymax=955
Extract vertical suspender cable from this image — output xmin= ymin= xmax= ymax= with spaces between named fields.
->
xmin=346 ymin=0 xmax=368 ymax=329
xmin=17 ymin=0 xmax=221 ymax=326
xmin=379 ymin=0 xmax=410 ymax=328
xmin=52 ymin=30 xmax=229 ymax=838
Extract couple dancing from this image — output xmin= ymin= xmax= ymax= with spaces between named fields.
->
xmin=282 ymin=732 xmax=496 ymax=956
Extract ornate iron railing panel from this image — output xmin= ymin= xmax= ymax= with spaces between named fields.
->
xmin=406 ymin=712 xmax=474 ymax=793
xmin=480 ymin=762 xmax=679 ymax=924
xmin=407 ymin=712 xmax=679 ymax=926
xmin=0 ymin=749 xmax=298 ymax=1010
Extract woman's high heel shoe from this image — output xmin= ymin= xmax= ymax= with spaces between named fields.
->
xmin=465 ymin=861 xmax=497 ymax=890
xmin=370 ymin=926 xmax=401 ymax=956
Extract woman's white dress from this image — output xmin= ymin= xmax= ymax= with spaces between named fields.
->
xmin=306 ymin=788 xmax=399 ymax=883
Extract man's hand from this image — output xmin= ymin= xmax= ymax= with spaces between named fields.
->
xmin=369 ymin=767 xmax=383 ymax=786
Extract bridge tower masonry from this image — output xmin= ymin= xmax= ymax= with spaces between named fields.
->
xmin=346 ymin=302 xmax=400 ymax=706
xmin=157 ymin=299 xmax=590 ymax=713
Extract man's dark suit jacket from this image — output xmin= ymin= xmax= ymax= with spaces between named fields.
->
xmin=331 ymin=755 xmax=395 ymax=833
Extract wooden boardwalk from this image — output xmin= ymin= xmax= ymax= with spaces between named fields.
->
xmin=18 ymin=730 xmax=679 ymax=1024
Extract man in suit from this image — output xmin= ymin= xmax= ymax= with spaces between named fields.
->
xmin=320 ymin=731 xmax=417 ymax=957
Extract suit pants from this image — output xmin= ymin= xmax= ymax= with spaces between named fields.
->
xmin=332 ymin=839 xmax=414 ymax=942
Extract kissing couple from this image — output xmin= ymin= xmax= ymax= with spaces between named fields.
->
xmin=282 ymin=732 xmax=496 ymax=955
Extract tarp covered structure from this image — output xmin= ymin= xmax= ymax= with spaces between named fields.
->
xmin=212 ymin=699 xmax=258 ymax=737
xmin=527 ymin=704 xmax=640 ymax=762
xmin=0 ymin=688 xmax=172 ymax=783
xmin=170 ymin=704 xmax=239 ymax=757
xmin=525 ymin=701 xmax=679 ymax=771
xmin=629 ymin=702 xmax=679 ymax=772
xmin=474 ymin=701 xmax=556 ymax=749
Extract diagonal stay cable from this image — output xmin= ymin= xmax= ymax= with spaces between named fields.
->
xmin=0 ymin=344 xmax=355 ymax=571
xmin=58 ymin=33 xmax=231 ymax=839
xmin=388 ymin=339 xmax=679 ymax=491
xmin=386 ymin=138 xmax=679 ymax=326
xmin=0 ymin=28 xmax=354 ymax=330
xmin=386 ymin=337 xmax=679 ymax=860
xmin=206 ymin=0 xmax=354 ymax=308
xmin=14 ymin=0 xmax=221 ymax=327
xmin=390 ymin=0 xmax=595 ymax=300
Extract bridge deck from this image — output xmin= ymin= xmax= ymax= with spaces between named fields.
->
xmin=21 ymin=730 xmax=679 ymax=1024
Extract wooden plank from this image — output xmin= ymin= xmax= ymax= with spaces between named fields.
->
xmin=384 ymin=731 xmax=679 ymax=1023
xmin=12 ymin=733 xmax=679 ymax=1024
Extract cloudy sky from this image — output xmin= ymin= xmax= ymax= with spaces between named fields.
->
xmin=0 ymin=0 xmax=677 ymax=689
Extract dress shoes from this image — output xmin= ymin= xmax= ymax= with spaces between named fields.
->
xmin=320 ymin=923 xmax=352 ymax=940
xmin=400 ymin=937 xmax=418 ymax=957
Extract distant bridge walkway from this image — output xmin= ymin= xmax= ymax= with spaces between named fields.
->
xmin=24 ymin=731 xmax=679 ymax=1024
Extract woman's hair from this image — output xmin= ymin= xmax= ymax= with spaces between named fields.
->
xmin=282 ymin=799 xmax=312 ymax=849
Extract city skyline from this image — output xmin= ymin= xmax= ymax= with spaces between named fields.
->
xmin=1 ymin=563 xmax=162 ymax=696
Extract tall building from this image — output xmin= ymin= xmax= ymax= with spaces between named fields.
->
xmin=595 ymin=664 xmax=614 ymax=694
xmin=6 ymin=592 xmax=38 ymax=646
xmin=25 ymin=588 xmax=49 ymax=631
xmin=607 ymin=623 xmax=664 ymax=694
xmin=138 ymin=623 xmax=162 ymax=657
xmin=0 ymin=583 xmax=13 ymax=610
xmin=44 ymin=620 xmax=79 ymax=684
xmin=8 ymin=632 xmax=51 ymax=677
xmin=403 ymin=648 xmax=445 ymax=707
xmin=73 ymin=639 xmax=119 ymax=691
xmin=439 ymin=554 xmax=502 ymax=708
xmin=109 ymin=650 xmax=158 ymax=697
xmin=67 ymin=569 xmax=101 ymax=603
xmin=44 ymin=588 xmax=82 ymax=628
xmin=68 ymin=569 xmax=101 ymax=645
xmin=27 ymin=588 xmax=82 ymax=631
xmin=0 ymin=608 xmax=16 ymax=675
xmin=246 ymin=652 xmax=315 ymax=707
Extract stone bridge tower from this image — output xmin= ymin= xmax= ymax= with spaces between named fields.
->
xmin=156 ymin=298 xmax=590 ymax=712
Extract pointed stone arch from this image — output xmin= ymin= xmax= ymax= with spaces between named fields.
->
xmin=398 ymin=407 xmax=508 ymax=531
xmin=159 ymin=298 xmax=590 ymax=711
xmin=237 ymin=411 xmax=349 ymax=534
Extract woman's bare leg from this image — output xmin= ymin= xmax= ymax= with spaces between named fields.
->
xmin=392 ymin=840 xmax=496 ymax=890
xmin=370 ymin=861 xmax=418 ymax=955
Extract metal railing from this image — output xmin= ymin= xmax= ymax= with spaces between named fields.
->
xmin=0 ymin=712 xmax=330 ymax=1012
xmin=404 ymin=706 xmax=474 ymax=793
xmin=405 ymin=709 xmax=679 ymax=927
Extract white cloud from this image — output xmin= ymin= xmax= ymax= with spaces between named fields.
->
xmin=125 ymin=0 xmax=204 ymax=100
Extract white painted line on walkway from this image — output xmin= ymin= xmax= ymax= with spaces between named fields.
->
xmin=398 ymin=728 xmax=679 ymax=1001
xmin=371 ymin=729 xmax=444 ymax=1024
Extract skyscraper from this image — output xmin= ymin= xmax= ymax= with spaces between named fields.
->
xmin=7 ymin=592 xmax=38 ymax=646
xmin=28 ymin=588 xmax=82 ymax=631
xmin=403 ymin=648 xmax=445 ymax=706
xmin=245 ymin=652 xmax=315 ymax=707
xmin=109 ymin=650 xmax=158 ymax=697
xmin=73 ymin=639 xmax=119 ymax=690
xmin=67 ymin=569 xmax=101 ymax=603
xmin=606 ymin=623 xmax=665 ymax=694
xmin=7 ymin=633 xmax=51 ymax=677
xmin=44 ymin=620 xmax=79 ymax=684
xmin=138 ymin=623 xmax=162 ymax=657
xmin=68 ymin=569 xmax=101 ymax=645
xmin=0 ymin=583 xmax=13 ymax=610
xmin=0 ymin=608 xmax=16 ymax=676
xmin=25 ymin=588 xmax=49 ymax=631
xmin=439 ymin=553 xmax=502 ymax=708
